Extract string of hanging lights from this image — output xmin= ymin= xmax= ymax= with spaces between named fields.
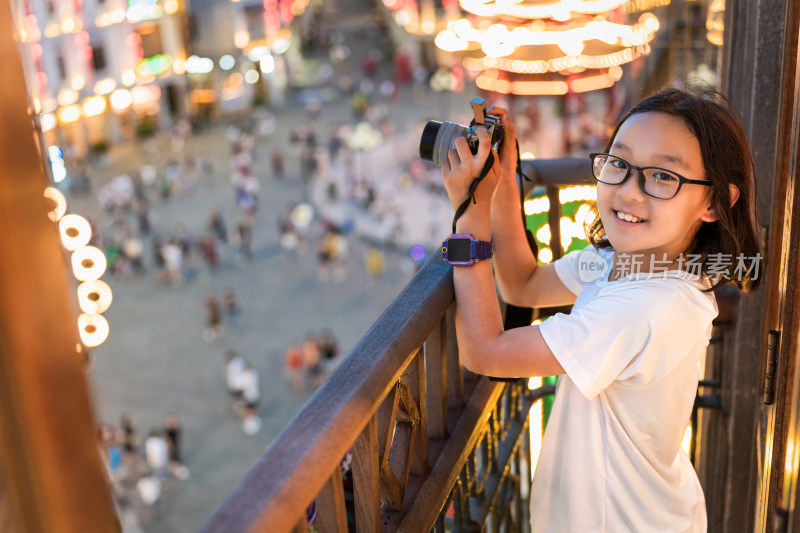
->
xmin=384 ymin=0 xmax=663 ymax=95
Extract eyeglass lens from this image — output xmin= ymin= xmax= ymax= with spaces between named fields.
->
xmin=592 ymin=154 xmax=680 ymax=199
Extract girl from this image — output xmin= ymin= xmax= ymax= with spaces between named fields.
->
xmin=440 ymin=87 xmax=761 ymax=531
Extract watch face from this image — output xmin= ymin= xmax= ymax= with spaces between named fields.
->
xmin=447 ymin=238 xmax=472 ymax=261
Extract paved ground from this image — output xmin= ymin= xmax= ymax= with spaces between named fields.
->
xmin=67 ymin=29 xmax=464 ymax=533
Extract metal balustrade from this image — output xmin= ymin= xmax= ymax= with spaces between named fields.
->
xmin=199 ymin=159 xmax=592 ymax=533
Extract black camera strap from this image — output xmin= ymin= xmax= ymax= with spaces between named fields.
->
xmin=515 ymin=140 xmax=538 ymax=259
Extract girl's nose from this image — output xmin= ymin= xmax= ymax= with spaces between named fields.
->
xmin=617 ymin=168 xmax=647 ymax=202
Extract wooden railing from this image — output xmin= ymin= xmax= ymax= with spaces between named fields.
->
xmin=199 ymin=159 xmax=592 ymax=533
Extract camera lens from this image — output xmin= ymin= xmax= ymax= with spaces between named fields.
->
xmin=420 ymin=120 xmax=469 ymax=166
xmin=419 ymin=121 xmax=441 ymax=163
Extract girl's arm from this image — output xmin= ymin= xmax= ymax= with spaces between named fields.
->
xmin=442 ymin=130 xmax=564 ymax=378
xmin=487 ymin=107 xmax=577 ymax=309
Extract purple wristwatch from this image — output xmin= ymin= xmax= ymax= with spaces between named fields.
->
xmin=442 ymin=234 xmax=493 ymax=266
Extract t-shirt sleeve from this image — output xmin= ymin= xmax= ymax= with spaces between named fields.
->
xmin=552 ymin=248 xmax=586 ymax=296
xmin=538 ymin=283 xmax=713 ymax=401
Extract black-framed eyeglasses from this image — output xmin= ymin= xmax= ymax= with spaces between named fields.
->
xmin=589 ymin=153 xmax=713 ymax=200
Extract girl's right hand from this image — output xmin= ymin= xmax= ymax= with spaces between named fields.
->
xmin=487 ymin=106 xmax=518 ymax=186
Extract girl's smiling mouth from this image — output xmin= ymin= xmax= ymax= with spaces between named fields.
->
xmin=613 ymin=209 xmax=647 ymax=224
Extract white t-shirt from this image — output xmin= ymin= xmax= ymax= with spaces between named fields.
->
xmin=531 ymin=245 xmax=717 ymax=532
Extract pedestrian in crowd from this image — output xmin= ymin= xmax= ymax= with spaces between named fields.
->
xmin=135 ymin=198 xmax=151 ymax=236
xmin=144 ymin=429 xmax=169 ymax=478
xmin=209 ymin=211 xmax=228 ymax=244
xmin=123 ymin=235 xmax=145 ymax=277
xmin=365 ymin=247 xmax=385 ymax=292
xmin=223 ymin=288 xmax=241 ymax=334
xmin=161 ymin=238 xmax=184 ymax=285
xmin=120 ymin=414 xmax=139 ymax=477
xmin=199 ymin=230 xmax=219 ymax=273
xmin=203 ymin=291 xmax=223 ymax=341
xmin=136 ymin=474 xmax=162 ymax=518
xmin=235 ymin=221 xmax=253 ymax=263
xmin=284 ymin=342 xmax=305 ymax=392
xmin=240 ymin=362 xmax=262 ymax=435
xmin=278 ymin=211 xmax=300 ymax=264
xmin=270 ymin=151 xmax=285 ymax=180
xmin=164 ymin=415 xmax=190 ymax=480
xmin=225 ymin=350 xmax=247 ymax=410
xmin=319 ymin=329 xmax=339 ymax=362
xmin=302 ymin=332 xmax=323 ymax=388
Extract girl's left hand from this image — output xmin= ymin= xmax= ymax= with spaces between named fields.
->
xmin=441 ymin=128 xmax=501 ymax=216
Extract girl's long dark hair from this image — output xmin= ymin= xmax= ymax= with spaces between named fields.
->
xmin=586 ymin=87 xmax=762 ymax=292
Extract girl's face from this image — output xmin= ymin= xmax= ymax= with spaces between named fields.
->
xmin=596 ymin=111 xmax=717 ymax=262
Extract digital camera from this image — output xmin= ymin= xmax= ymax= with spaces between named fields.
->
xmin=419 ymin=97 xmax=505 ymax=166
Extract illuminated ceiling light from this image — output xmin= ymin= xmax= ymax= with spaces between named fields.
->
xmin=94 ymin=78 xmax=117 ymax=95
xmin=558 ymin=38 xmax=584 ymax=57
xmin=78 ymin=313 xmax=110 ymax=347
xmin=71 ymin=74 xmax=85 ymax=90
xmin=44 ymin=187 xmax=67 ymax=222
xmin=247 ymin=46 xmax=268 ymax=61
xmin=259 ymin=54 xmax=275 ymax=74
xmin=57 ymin=88 xmax=79 ymax=106
xmin=126 ymin=0 xmax=164 ymax=22
xmin=77 ymin=280 xmax=113 ymax=314
xmin=421 ymin=19 xmax=436 ymax=34
xmin=61 ymin=18 xmax=76 ymax=33
xmin=44 ymin=22 xmax=61 ymax=38
xmin=270 ymin=29 xmax=292 ymax=54
xmin=59 ymin=214 xmax=92 ymax=251
xmin=131 ymin=85 xmax=161 ymax=105
xmin=56 ymin=104 xmax=81 ymax=124
xmin=110 ymin=9 xmax=126 ymax=23
xmin=185 ymin=55 xmax=214 ymax=74
xmin=459 ymin=0 xmax=628 ymax=18
xmin=219 ymin=54 xmax=236 ymax=70
xmin=121 ymin=69 xmax=136 ymax=86
xmin=234 ymin=30 xmax=250 ymax=49
xmin=82 ymin=95 xmax=107 ymax=117
xmin=95 ymin=12 xmax=114 ymax=27
xmin=435 ymin=29 xmax=468 ymax=52
xmin=164 ymin=0 xmax=179 ymax=14
xmin=72 ymin=246 xmax=107 ymax=281
xmin=244 ymin=69 xmax=260 ymax=84
xmin=173 ymin=57 xmax=186 ymax=75
xmin=109 ymin=89 xmax=133 ymax=111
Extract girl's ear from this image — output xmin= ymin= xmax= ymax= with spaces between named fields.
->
xmin=729 ymin=184 xmax=741 ymax=207
xmin=700 ymin=184 xmax=739 ymax=223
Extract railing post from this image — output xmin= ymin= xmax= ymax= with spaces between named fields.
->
xmin=316 ymin=467 xmax=348 ymax=532
xmin=404 ymin=347 xmax=428 ymax=476
xmin=352 ymin=414 xmax=381 ymax=532
xmin=426 ymin=317 xmax=448 ymax=439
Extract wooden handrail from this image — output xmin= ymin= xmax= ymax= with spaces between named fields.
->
xmin=201 ymin=160 xmax=592 ymax=533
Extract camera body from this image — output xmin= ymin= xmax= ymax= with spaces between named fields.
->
xmin=419 ymin=97 xmax=505 ymax=166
